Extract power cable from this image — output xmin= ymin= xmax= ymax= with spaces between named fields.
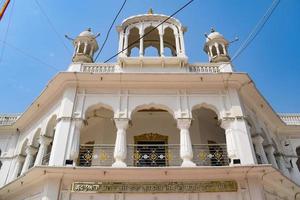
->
xmin=0 ymin=40 xmax=59 ymax=71
xmin=94 ymin=0 xmax=127 ymax=61
xmin=231 ymin=0 xmax=280 ymax=61
xmin=33 ymin=0 xmax=72 ymax=55
xmin=103 ymin=0 xmax=194 ymax=63
xmin=0 ymin=0 xmax=15 ymax=63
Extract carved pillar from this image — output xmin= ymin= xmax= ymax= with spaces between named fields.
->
xmin=34 ymin=135 xmax=53 ymax=166
xmin=177 ymin=118 xmax=196 ymax=167
xmin=112 ymin=119 xmax=129 ymax=167
xmin=174 ymin=33 xmax=180 ymax=56
xmin=11 ymin=155 xmax=25 ymax=179
xmin=252 ymin=135 xmax=268 ymax=164
xmin=264 ymin=145 xmax=278 ymax=168
xmin=123 ymin=31 xmax=129 ymax=56
xmin=215 ymin=43 xmax=220 ymax=55
xmin=20 ymin=146 xmax=38 ymax=175
xmin=69 ymin=119 xmax=83 ymax=165
xmin=83 ymin=42 xmax=88 ymax=54
xmin=221 ymin=118 xmax=256 ymax=165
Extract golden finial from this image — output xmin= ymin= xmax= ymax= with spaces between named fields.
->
xmin=148 ymin=8 xmax=153 ymax=14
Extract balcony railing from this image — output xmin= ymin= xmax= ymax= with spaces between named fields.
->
xmin=78 ymin=144 xmax=229 ymax=167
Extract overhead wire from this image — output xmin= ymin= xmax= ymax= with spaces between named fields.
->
xmin=33 ymin=0 xmax=72 ymax=55
xmin=231 ymin=0 xmax=280 ymax=61
xmin=0 ymin=0 xmax=15 ymax=63
xmin=95 ymin=0 xmax=127 ymax=61
xmin=103 ymin=0 xmax=195 ymax=63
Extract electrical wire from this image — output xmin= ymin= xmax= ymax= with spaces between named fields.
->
xmin=0 ymin=0 xmax=15 ymax=63
xmin=231 ymin=0 xmax=280 ymax=61
xmin=94 ymin=0 xmax=127 ymax=61
xmin=103 ymin=0 xmax=194 ymax=63
xmin=33 ymin=0 xmax=72 ymax=55
xmin=0 ymin=40 xmax=59 ymax=71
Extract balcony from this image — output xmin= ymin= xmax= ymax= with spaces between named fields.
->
xmin=78 ymin=143 xmax=229 ymax=167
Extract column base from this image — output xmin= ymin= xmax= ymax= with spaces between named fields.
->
xmin=112 ymin=160 xmax=127 ymax=168
xmin=181 ymin=160 xmax=196 ymax=167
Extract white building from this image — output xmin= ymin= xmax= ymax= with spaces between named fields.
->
xmin=0 ymin=11 xmax=300 ymax=200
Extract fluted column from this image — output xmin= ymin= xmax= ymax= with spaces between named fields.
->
xmin=177 ymin=118 xmax=196 ymax=167
xmin=20 ymin=146 xmax=37 ymax=175
xmin=11 ymin=155 xmax=25 ymax=179
xmin=264 ymin=145 xmax=278 ymax=168
xmin=69 ymin=119 xmax=83 ymax=165
xmin=34 ymin=135 xmax=53 ymax=166
xmin=252 ymin=135 xmax=268 ymax=164
xmin=112 ymin=119 xmax=129 ymax=167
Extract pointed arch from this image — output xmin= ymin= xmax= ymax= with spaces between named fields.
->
xmin=129 ymin=103 xmax=175 ymax=119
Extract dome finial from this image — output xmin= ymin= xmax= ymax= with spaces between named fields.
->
xmin=148 ymin=8 xmax=154 ymax=14
xmin=210 ymin=27 xmax=215 ymax=33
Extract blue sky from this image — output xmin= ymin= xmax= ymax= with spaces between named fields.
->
xmin=0 ymin=0 xmax=299 ymax=113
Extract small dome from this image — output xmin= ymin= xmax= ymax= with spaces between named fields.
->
xmin=206 ymin=30 xmax=224 ymax=42
xmin=79 ymin=28 xmax=94 ymax=37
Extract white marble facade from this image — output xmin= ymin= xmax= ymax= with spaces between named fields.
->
xmin=0 ymin=11 xmax=300 ymax=200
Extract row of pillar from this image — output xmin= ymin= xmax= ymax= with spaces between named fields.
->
xmin=11 ymin=135 xmax=53 ymax=180
xmin=252 ymin=134 xmax=290 ymax=177
xmin=119 ymin=27 xmax=185 ymax=57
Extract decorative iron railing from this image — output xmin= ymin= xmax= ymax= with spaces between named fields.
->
xmin=78 ymin=144 xmax=229 ymax=167
xmin=0 ymin=114 xmax=20 ymax=126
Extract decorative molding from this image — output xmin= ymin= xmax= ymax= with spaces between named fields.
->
xmin=71 ymin=181 xmax=238 ymax=193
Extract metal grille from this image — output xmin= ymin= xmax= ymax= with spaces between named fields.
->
xmin=78 ymin=144 xmax=229 ymax=167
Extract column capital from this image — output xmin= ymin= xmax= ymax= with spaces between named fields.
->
xmin=177 ymin=118 xmax=192 ymax=129
xmin=264 ymin=144 xmax=276 ymax=154
xmin=26 ymin=146 xmax=38 ymax=156
xmin=220 ymin=117 xmax=235 ymax=130
xmin=114 ymin=118 xmax=129 ymax=130
xmin=39 ymin=135 xmax=53 ymax=146
xmin=252 ymin=134 xmax=264 ymax=145
xmin=16 ymin=154 xmax=26 ymax=162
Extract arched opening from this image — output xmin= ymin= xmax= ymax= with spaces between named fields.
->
xmin=143 ymin=26 xmax=160 ymax=57
xmin=28 ymin=129 xmax=40 ymax=169
xmin=144 ymin=46 xmax=159 ymax=57
xmin=218 ymin=44 xmax=224 ymax=55
xmin=85 ymin=44 xmax=91 ymax=55
xmin=79 ymin=106 xmax=115 ymax=166
xmin=42 ymin=115 xmax=57 ymax=165
xmin=127 ymin=27 xmax=140 ymax=57
xmin=17 ymin=139 xmax=27 ymax=177
xmin=190 ymin=107 xmax=228 ymax=166
xmin=0 ymin=161 xmax=2 ymax=170
xmin=78 ymin=43 xmax=85 ymax=54
xmin=163 ymin=27 xmax=176 ymax=56
xmin=129 ymin=47 xmax=139 ymax=57
xmin=211 ymin=46 xmax=217 ymax=56
xmin=128 ymin=105 xmax=179 ymax=167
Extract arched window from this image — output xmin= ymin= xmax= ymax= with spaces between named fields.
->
xmin=211 ymin=46 xmax=217 ymax=56
xmin=218 ymin=44 xmax=224 ymax=55
xmin=296 ymin=147 xmax=300 ymax=172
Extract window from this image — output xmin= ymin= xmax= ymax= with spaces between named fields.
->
xmin=218 ymin=44 xmax=224 ymax=55
xmin=211 ymin=46 xmax=217 ymax=56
